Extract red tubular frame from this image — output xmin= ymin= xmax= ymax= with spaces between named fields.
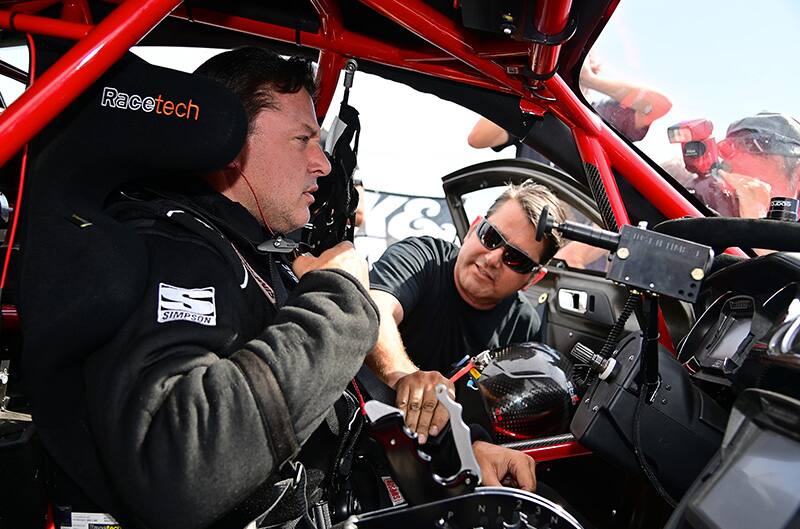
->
xmin=309 ymin=0 xmax=344 ymax=118
xmin=0 ymin=0 xmax=181 ymax=168
xmin=530 ymin=0 xmax=572 ymax=79
xmin=0 ymin=11 xmax=92 ymax=39
xmin=0 ymin=0 xmax=712 ymax=225
xmin=167 ymin=7 xmax=518 ymax=94
xmin=0 ymin=0 xmax=750 ymax=472
xmin=315 ymin=50 xmax=345 ymax=121
xmin=355 ymin=0 xmax=526 ymax=94
xmin=545 ymin=75 xmax=702 ymax=220
xmin=574 ymin=132 xmax=631 ymax=226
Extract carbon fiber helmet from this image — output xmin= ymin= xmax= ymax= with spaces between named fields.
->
xmin=466 ymin=342 xmax=579 ymax=443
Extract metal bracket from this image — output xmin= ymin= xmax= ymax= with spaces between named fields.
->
xmin=435 ymin=384 xmax=482 ymax=485
xmin=257 ymin=236 xmax=304 ymax=255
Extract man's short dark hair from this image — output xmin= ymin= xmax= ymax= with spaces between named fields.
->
xmin=194 ymin=47 xmax=317 ymax=132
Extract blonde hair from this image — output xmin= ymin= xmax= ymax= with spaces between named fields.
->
xmin=486 ymin=180 xmax=566 ymax=264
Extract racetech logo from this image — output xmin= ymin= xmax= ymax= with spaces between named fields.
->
xmin=101 ymin=86 xmax=200 ymax=121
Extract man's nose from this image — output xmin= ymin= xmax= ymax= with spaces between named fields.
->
xmin=484 ymin=246 xmax=504 ymax=268
xmin=310 ymin=143 xmax=332 ymax=177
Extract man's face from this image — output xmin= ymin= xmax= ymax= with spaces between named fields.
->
xmin=720 ymin=144 xmax=797 ymax=198
xmin=236 ymin=89 xmax=331 ymax=233
xmin=454 ymin=199 xmax=547 ymax=310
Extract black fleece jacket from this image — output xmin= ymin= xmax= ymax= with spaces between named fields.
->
xmin=76 ymin=185 xmax=380 ymax=529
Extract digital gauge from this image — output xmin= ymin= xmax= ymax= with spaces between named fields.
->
xmin=679 ymin=293 xmax=755 ymax=375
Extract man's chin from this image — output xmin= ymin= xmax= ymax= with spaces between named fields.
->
xmin=286 ymin=210 xmax=311 ymax=234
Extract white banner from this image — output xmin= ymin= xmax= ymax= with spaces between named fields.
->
xmin=355 ymin=189 xmax=457 ymax=266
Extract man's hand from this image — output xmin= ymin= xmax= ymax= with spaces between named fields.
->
xmin=719 ymin=169 xmax=772 ymax=218
xmin=292 ymin=241 xmax=369 ymax=289
xmin=578 ymin=54 xmax=601 ymax=88
xmin=472 ymin=441 xmax=537 ymax=492
xmin=394 ymin=370 xmax=454 ymax=445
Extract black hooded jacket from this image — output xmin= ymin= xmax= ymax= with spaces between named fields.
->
xmin=54 ymin=183 xmax=380 ymax=529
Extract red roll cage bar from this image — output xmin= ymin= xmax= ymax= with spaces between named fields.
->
xmin=0 ymin=0 xmax=724 ymax=467
xmin=0 ymin=0 xmax=702 ymax=219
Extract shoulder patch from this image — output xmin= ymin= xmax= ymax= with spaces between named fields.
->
xmin=157 ymin=283 xmax=217 ymax=326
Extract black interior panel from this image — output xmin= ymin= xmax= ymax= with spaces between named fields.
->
xmin=527 ymin=265 xmax=635 ymax=355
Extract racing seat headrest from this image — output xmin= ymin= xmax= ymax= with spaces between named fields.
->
xmin=17 ymin=38 xmax=247 ymax=427
xmin=30 ymin=39 xmax=247 ymax=191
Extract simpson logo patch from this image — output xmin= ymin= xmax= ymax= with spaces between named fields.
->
xmin=157 ymin=283 xmax=216 ymax=326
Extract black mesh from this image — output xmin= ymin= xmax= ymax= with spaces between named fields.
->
xmin=15 ymin=37 xmax=247 ymax=514
xmin=583 ymin=162 xmax=618 ymax=232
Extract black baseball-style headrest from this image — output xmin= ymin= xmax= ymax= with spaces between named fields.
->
xmin=19 ymin=37 xmax=247 ymax=350
xmin=30 ymin=38 xmax=247 ymax=187
xmin=16 ymin=38 xmax=247 ymax=512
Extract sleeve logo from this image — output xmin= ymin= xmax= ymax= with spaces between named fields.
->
xmin=157 ymin=283 xmax=216 ymax=326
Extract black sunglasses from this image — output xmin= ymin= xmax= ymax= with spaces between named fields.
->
xmin=475 ymin=218 xmax=539 ymax=274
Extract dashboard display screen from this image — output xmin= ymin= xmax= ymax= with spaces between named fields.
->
xmin=690 ymin=428 xmax=800 ymax=529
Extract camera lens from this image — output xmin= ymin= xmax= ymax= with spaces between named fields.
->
xmin=766 ymin=197 xmax=799 ymax=222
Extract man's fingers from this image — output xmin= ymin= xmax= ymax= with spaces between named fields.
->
xmin=392 ymin=371 xmax=453 ymax=443
xmin=395 ymin=383 xmax=410 ymax=418
xmin=478 ymin=459 xmax=501 ymax=487
xmin=415 ymin=386 xmax=440 ymax=445
xmin=510 ymin=454 xmax=537 ymax=492
xmin=429 ymin=400 xmax=450 ymax=438
xmin=472 ymin=441 xmax=538 ymax=492
xmin=404 ymin=385 xmax=425 ymax=433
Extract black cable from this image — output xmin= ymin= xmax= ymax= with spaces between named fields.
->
xmin=599 ymin=292 xmax=639 ymax=358
xmin=633 ymin=381 xmax=677 ymax=508
xmin=632 ymin=295 xmax=677 ymax=508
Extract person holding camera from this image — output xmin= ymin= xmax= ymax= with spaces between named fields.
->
xmin=717 ymin=112 xmax=800 ymax=218
xmin=467 ymin=53 xmax=673 ymax=157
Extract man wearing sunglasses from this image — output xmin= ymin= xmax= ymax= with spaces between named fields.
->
xmin=367 ymin=181 xmax=565 ymax=449
xmin=716 ymin=112 xmax=800 ymax=218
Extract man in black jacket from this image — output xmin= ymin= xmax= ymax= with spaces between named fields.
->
xmin=59 ymin=47 xmax=537 ymax=529
xmin=85 ymin=48 xmax=378 ymax=529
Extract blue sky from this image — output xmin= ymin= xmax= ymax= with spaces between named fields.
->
xmin=591 ymin=0 xmax=800 ymax=163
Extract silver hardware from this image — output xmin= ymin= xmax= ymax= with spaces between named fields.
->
xmin=435 ymin=384 xmax=482 ymax=484
xmin=558 ymin=289 xmax=588 ymax=314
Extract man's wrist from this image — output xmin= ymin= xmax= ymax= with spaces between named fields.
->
xmin=385 ymin=367 xmax=418 ymax=388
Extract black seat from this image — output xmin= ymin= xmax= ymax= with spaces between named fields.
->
xmin=14 ymin=36 xmax=247 ymax=516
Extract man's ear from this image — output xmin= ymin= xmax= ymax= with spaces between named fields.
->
xmin=520 ymin=267 xmax=548 ymax=291
xmin=466 ymin=215 xmax=482 ymax=238
xmin=228 ymin=138 xmax=251 ymax=170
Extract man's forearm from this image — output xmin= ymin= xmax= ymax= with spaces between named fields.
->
xmin=367 ymin=299 xmax=418 ymax=388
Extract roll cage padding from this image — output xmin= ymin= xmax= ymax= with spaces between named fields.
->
xmin=654 ymin=217 xmax=800 ymax=255
xmin=16 ymin=37 xmax=246 ymax=511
